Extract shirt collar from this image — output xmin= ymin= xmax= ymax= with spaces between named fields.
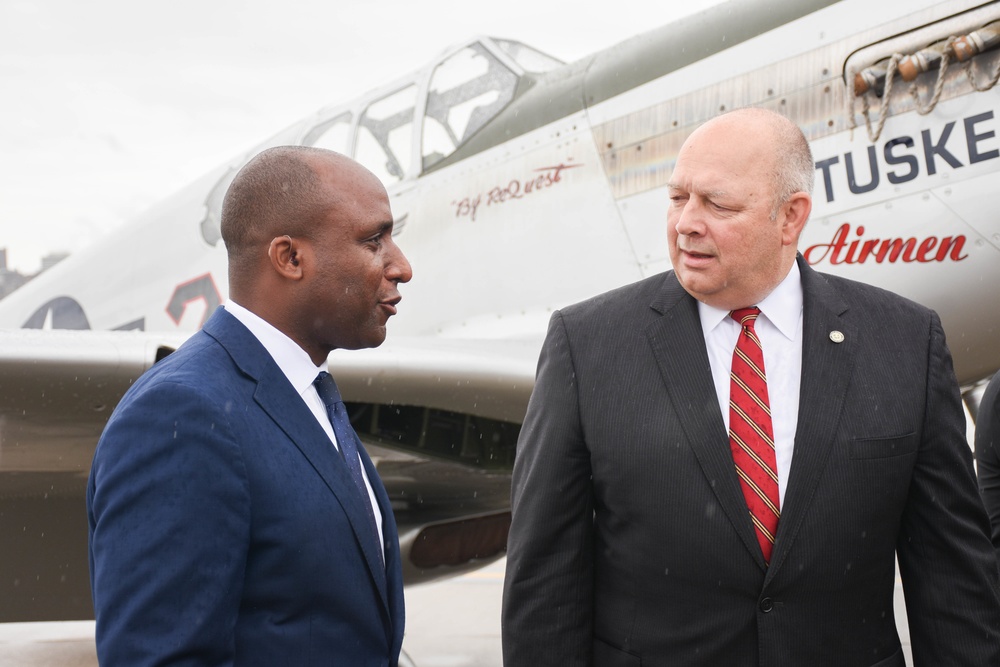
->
xmin=697 ymin=260 xmax=803 ymax=341
xmin=758 ymin=260 xmax=802 ymax=342
xmin=224 ymin=300 xmax=326 ymax=392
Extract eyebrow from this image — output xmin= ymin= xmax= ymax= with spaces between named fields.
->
xmin=667 ymin=182 xmax=728 ymax=200
xmin=366 ymin=221 xmax=393 ymax=236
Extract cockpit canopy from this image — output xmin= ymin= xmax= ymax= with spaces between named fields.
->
xmin=302 ymin=37 xmax=561 ymax=186
xmin=199 ymin=37 xmax=560 ymax=247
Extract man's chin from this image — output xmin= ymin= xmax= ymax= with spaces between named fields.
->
xmin=327 ymin=326 xmax=387 ymax=351
xmin=676 ymin=272 xmax=720 ymax=303
xmin=355 ymin=328 xmax=388 ymax=350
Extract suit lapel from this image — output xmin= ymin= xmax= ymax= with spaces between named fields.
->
xmin=202 ymin=308 xmax=390 ymax=608
xmin=253 ymin=364 xmax=390 ymax=603
xmin=766 ymin=258 xmax=857 ymax=580
xmin=359 ymin=446 xmax=405 ymax=646
xmin=645 ymin=275 xmax=766 ymax=569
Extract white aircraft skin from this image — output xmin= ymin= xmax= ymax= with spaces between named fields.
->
xmin=0 ymin=0 xmax=998 ymax=629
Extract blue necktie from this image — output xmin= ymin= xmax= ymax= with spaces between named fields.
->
xmin=313 ymin=371 xmax=384 ymax=567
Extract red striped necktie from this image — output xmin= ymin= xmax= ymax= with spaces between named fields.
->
xmin=728 ymin=307 xmax=780 ymax=564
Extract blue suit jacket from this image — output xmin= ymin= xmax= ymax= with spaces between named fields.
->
xmin=88 ymin=307 xmax=405 ymax=666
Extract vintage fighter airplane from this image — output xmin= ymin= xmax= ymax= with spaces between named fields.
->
xmin=1 ymin=0 xmax=998 ymax=626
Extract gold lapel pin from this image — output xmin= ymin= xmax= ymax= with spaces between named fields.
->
xmin=829 ymin=330 xmax=845 ymax=343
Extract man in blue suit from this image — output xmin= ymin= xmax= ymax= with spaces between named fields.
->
xmin=88 ymin=146 xmax=412 ymax=665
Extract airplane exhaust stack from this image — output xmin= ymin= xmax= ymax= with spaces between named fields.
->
xmin=952 ymin=21 xmax=1000 ymax=61
xmin=852 ymin=19 xmax=1000 ymax=97
xmin=898 ymin=42 xmax=947 ymax=81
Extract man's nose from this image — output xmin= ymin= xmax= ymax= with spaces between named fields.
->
xmin=673 ymin=199 xmax=705 ymax=236
xmin=385 ymin=241 xmax=413 ymax=284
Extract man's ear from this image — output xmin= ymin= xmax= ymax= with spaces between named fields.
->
xmin=780 ymin=192 xmax=812 ymax=246
xmin=268 ymin=235 xmax=305 ymax=279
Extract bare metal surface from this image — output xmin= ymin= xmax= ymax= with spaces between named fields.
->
xmin=431 ymin=0 xmax=839 ymax=172
xmin=595 ymin=1 xmax=1000 ymax=200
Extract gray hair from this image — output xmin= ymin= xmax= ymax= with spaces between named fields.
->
xmin=770 ymin=115 xmax=814 ymax=219
xmin=717 ymin=108 xmax=814 ymax=220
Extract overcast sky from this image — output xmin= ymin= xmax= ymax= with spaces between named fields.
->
xmin=0 ymin=0 xmax=722 ymax=274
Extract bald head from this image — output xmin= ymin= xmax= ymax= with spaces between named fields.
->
xmin=697 ymin=108 xmax=814 ymax=218
xmin=221 ymin=146 xmax=356 ymax=286
xmin=218 ymin=145 xmax=410 ymax=361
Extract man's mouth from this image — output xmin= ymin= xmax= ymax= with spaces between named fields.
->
xmin=379 ymin=296 xmax=401 ymax=316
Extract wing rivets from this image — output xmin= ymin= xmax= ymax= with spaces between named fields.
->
xmin=829 ymin=330 xmax=845 ymax=343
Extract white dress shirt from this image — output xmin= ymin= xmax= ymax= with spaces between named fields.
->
xmin=697 ymin=261 xmax=803 ymax=507
xmin=225 ymin=301 xmax=384 ymax=553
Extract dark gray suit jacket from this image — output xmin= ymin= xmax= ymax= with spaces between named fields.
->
xmin=88 ymin=308 xmax=405 ymax=666
xmin=975 ymin=370 xmax=1000 ymax=550
xmin=503 ymin=257 xmax=1000 ymax=666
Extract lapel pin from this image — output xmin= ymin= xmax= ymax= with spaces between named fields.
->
xmin=829 ymin=330 xmax=845 ymax=343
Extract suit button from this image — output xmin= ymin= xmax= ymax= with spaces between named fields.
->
xmin=759 ymin=597 xmax=774 ymax=613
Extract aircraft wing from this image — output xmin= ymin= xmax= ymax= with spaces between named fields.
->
xmin=0 ymin=329 xmax=538 ymax=621
xmin=335 ymin=335 xmax=537 ymax=423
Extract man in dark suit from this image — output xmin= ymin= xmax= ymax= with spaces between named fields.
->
xmin=502 ymin=108 xmax=1000 ymax=665
xmin=88 ymin=146 xmax=412 ymax=665
xmin=975 ymin=372 xmax=1000 ymax=550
